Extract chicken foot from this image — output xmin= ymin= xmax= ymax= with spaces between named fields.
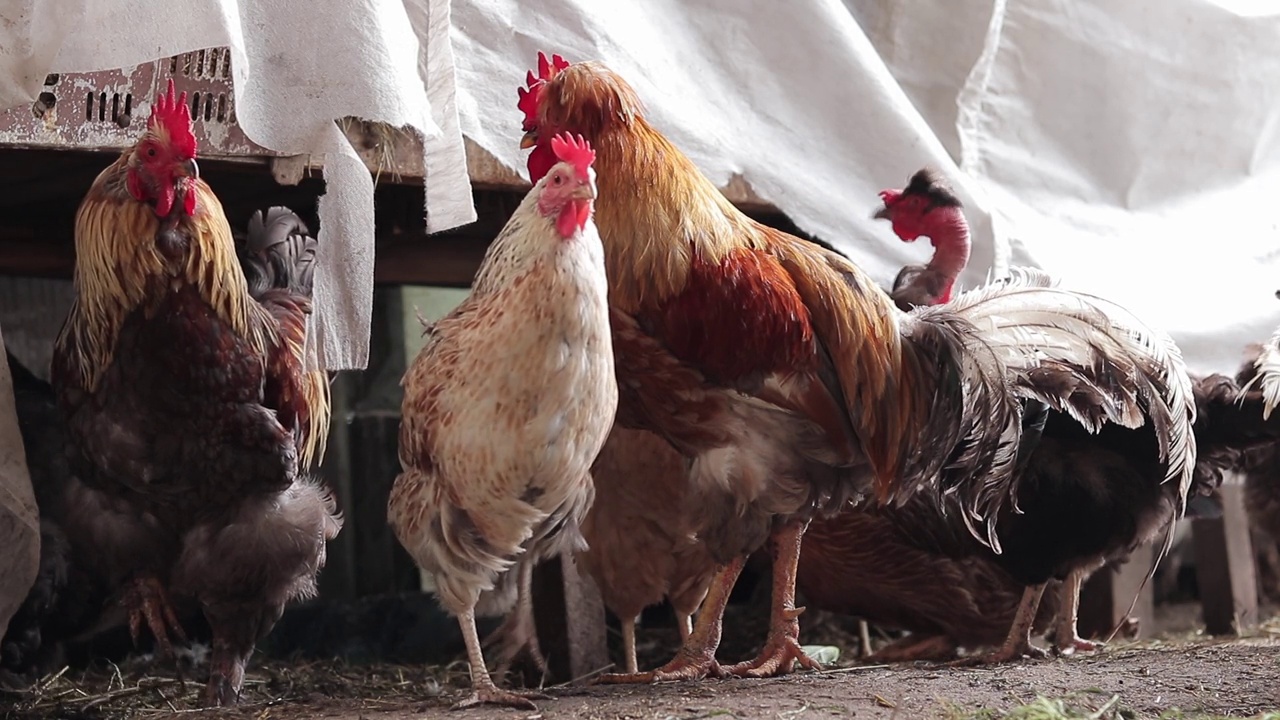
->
xmin=121 ymin=575 xmax=188 ymax=659
xmin=947 ymin=583 xmax=1048 ymax=666
xmin=483 ymin=561 xmax=549 ymax=686
xmin=454 ymin=606 xmax=551 ymax=710
xmin=594 ymin=555 xmax=744 ymax=684
xmin=724 ymin=520 xmax=822 ymax=678
xmin=203 ymin=636 xmax=250 ymax=707
xmin=1052 ymin=569 xmax=1103 ymax=656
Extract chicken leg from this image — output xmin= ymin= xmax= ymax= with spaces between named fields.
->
xmin=594 ymin=555 xmax=744 ymax=684
xmin=454 ymin=607 xmax=552 ymax=710
xmin=675 ymin=610 xmax=694 ymax=641
xmin=621 ymin=616 xmax=640 ymax=674
xmin=121 ymin=575 xmax=188 ymax=658
xmin=947 ymin=583 xmax=1048 ymax=666
xmin=1052 ymin=569 xmax=1102 ymax=656
xmin=724 ymin=520 xmax=822 ymax=678
xmin=484 ymin=560 xmax=549 ymax=686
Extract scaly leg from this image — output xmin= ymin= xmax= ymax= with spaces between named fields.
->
xmin=1053 ymin=569 xmax=1103 ymax=656
xmin=202 ymin=636 xmax=248 ymax=707
xmin=858 ymin=620 xmax=873 ymax=658
xmin=725 ymin=520 xmax=822 ymax=678
xmin=485 ymin=561 xmax=549 ymax=685
xmin=866 ymin=634 xmax=958 ymax=663
xmin=594 ymin=556 xmax=744 ymax=684
xmin=452 ymin=607 xmax=551 ymax=711
xmin=121 ymin=575 xmax=188 ymax=659
xmin=621 ymin=615 xmax=639 ymax=674
xmin=947 ymin=583 xmax=1048 ymax=666
xmin=675 ymin=610 xmax=694 ymax=642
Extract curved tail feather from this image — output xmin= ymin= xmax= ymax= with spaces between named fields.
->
xmin=900 ymin=268 xmax=1197 ymax=553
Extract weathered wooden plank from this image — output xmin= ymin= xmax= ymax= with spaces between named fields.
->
xmin=1078 ymin=544 xmax=1154 ymax=641
xmin=1192 ymin=481 xmax=1258 ymax=635
xmin=532 ymin=554 xmax=610 ymax=684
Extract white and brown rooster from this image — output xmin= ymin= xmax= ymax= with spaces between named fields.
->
xmin=388 ymin=133 xmax=617 ymax=710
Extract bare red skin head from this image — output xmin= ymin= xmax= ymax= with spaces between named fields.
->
xmin=127 ymin=78 xmax=200 ymax=218
xmin=875 ymin=170 xmax=971 ymax=303
xmin=536 ymin=132 xmax=596 ymax=239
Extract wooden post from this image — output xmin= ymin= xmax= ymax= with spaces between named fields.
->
xmin=1192 ymin=480 xmax=1258 ymax=635
xmin=1078 ymin=544 xmax=1154 ymax=640
xmin=532 ymin=554 xmax=610 ymax=685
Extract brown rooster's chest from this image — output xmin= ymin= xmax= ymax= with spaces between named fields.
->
xmin=634 ymin=248 xmax=819 ymax=389
xmin=127 ymin=285 xmax=266 ymax=404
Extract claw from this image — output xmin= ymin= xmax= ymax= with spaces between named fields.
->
xmin=451 ymin=686 xmax=550 ymax=711
xmin=946 ymin=640 xmax=1047 ymax=667
xmin=594 ymin=647 xmax=727 ymax=684
xmin=1053 ymin=634 xmax=1103 ymax=656
xmin=723 ymin=628 xmax=822 ymax=678
xmin=121 ymin=576 xmax=188 ymax=658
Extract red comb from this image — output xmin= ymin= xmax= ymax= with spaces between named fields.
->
xmin=149 ymin=78 xmax=198 ymax=158
xmin=879 ymin=189 xmax=902 ymax=206
xmin=516 ymin=51 xmax=571 ymax=129
xmin=550 ymin=132 xmax=594 ymax=181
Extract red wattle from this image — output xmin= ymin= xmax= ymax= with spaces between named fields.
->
xmin=528 ymin=142 xmax=557 ymax=184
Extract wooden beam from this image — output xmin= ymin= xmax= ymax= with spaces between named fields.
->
xmin=1192 ymin=481 xmax=1258 ymax=635
xmin=531 ymin=554 xmax=610 ymax=684
xmin=1078 ymin=544 xmax=1154 ymax=641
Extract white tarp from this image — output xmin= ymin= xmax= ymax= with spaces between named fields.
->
xmin=0 ymin=0 xmax=478 ymax=372
xmin=0 ymin=0 xmax=477 ymax=637
xmin=453 ymin=0 xmax=1280 ymax=377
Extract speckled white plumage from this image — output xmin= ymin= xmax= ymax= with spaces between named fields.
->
xmin=387 ymin=152 xmax=615 ymax=707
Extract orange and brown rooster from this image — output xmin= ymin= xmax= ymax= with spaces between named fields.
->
xmin=517 ymin=53 xmax=1197 ymax=683
xmin=50 ymin=80 xmax=338 ymax=706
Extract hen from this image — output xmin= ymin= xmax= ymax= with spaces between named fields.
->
xmin=796 ymin=172 xmax=1056 ymax=661
xmin=49 ymin=80 xmax=339 ymax=706
xmin=517 ymin=53 xmax=1194 ymax=682
xmin=387 ymin=133 xmax=617 ymax=710
xmin=577 ymin=426 xmax=716 ymax=673
xmin=863 ymin=170 xmax=1280 ymax=662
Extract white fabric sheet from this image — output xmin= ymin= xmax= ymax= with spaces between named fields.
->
xmin=0 ymin=0 xmax=478 ymax=371
xmin=452 ymin=0 xmax=1280 ymax=376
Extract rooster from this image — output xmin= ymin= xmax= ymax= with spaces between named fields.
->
xmin=49 ymin=80 xmax=339 ymax=706
xmin=577 ymin=426 xmax=717 ymax=674
xmin=517 ymin=53 xmax=1195 ymax=682
xmin=387 ymin=132 xmax=616 ymax=710
xmin=862 ymin=170 xmax=1280 ymax=661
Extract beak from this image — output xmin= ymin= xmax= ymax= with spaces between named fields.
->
xmin=177 ymin=157 xmax=199 ymax=180
xmin=872 ymin=205 xmax=891 ymax=221
xmin=570 ymin=183 xmax=595 ymax=201
xmin=520 ymin=130 xmax=538 ymax=149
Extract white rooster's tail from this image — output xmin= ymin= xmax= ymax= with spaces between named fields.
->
xmin=898 ymin=267 xmax=1198 ymax=553
xmin=1249 ymin=325 xmax=1280 ymax=419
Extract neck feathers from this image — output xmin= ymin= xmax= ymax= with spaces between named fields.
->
xmin=62 ymin=166 xmax=265 ymax=391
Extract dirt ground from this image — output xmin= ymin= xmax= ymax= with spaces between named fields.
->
xmin=5 ymin=611 xmax=1278 ymax=720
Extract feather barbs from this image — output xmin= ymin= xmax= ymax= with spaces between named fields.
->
xmin=149 ymin=78 xmax=197 ymax=159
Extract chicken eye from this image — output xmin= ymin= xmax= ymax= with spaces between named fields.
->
xmin=553 ymin=174 xmax=563 ymax=185
xmin=146 ymin=146 xmax=157 ymax=158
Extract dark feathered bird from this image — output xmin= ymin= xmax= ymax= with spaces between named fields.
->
xmin=855 ymin=170 xmax=1280 ymax=662
xmin=51 ymin=83 xmax=339 ymax=707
